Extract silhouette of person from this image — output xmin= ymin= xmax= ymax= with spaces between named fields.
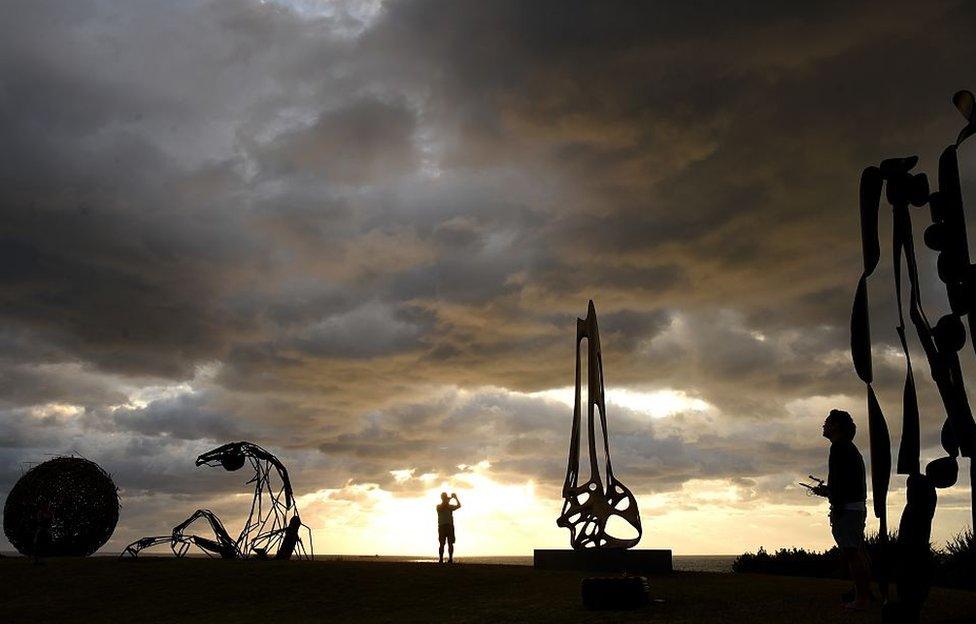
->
xmin=436 ymin=492 xmax=461 ymax=563
xmin=812 ymin=409 xmax=872 ymax=610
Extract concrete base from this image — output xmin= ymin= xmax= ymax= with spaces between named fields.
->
xmin=533 ymin=548 xmax=672 ymax=573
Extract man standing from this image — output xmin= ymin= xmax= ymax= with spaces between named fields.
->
xmin=436 ymin=492 xmax=461 ymax=563
xmin=813 ymin=409 xmax=872 ymax=610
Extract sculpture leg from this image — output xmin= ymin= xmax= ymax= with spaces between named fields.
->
xmin=172 ymin=509 xmax=237 ymax=558
xmin=885 ymin=475 xmax=936 ymax=624
xmin=119 ymin=535 xmax=172 ymax=558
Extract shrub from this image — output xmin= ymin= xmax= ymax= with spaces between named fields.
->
xmin=935 ymin=528 xmax=976 ymax=590
xmin=734 ymin=529 xmax=976 ymax=590
xmin=732 ymin=546 xmax=843 ymax=578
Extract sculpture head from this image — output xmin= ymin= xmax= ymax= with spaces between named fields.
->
xmin=953 ymin=90 xmax=976 ymax=146
xmin=197 ymin=442 xmax=247 ymax=472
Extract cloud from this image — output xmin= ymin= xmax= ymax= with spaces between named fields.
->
xmin=258 ymin=98 xmax=419 ymax=183
xmin=3 ymin=0 xmax=976 ymax=553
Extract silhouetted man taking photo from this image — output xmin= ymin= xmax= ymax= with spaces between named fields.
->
xmin=812 ymin=409 xmax=872 ymax=610
xmin=436 ymin=492 xmax=461 ymax=563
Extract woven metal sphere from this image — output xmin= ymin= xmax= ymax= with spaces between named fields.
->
xmin=3 ymin=456 xmax=120 ymax=557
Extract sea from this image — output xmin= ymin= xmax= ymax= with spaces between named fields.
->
xmin=311 ymin=554 xmax=737 ymax=573
xmin=7 ymin=552 xmax=737 ymax=572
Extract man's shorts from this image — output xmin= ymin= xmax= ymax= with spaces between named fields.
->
xmin=438 ymin=524 xmax=455 ymax=543
xmin=830 ymin=508 xmax=866 ymax=549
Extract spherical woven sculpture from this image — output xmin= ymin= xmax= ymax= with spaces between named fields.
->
xmin=3 ymin=456 xmax=119 ymax=557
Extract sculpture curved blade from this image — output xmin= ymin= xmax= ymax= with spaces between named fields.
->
xmin=556 ymin=300 xmax=642 ymax=549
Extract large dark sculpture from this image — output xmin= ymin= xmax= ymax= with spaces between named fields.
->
xmin=121 ymin=441 xmax=312 ymax=559
xmin=3 ymin=456 xmax=120 ymax=557
xmin=557 ymin=300 xmax=642 ymax=549
xmin=851 ymin=91 xmax=976 ymax=620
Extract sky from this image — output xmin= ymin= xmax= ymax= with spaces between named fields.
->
xmin=3 ymin=0 xmax=976 ymax=556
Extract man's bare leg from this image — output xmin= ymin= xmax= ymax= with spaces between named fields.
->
xmin=448 ymin=540 xmax=454 ymax=563
xmin=438 ymin=538 xmax=445 ymax=563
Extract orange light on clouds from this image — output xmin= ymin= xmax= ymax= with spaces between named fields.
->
xmin=297 ymin=461 xmax=561 ymax=556
xmin=531 ymin=386 xmax=712 ymax=419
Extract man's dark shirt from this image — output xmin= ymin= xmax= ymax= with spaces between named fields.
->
xmin=827 ymin=439 xmax=867 ymax=507
xmin=437 ymin=503 xmax=456 ymax=527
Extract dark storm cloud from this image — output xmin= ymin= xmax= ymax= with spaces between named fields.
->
xmin=0 ymin=361 xmax=128 ymax=409
xmin=3 ymin=0 xmax=976 ymax=550
xmin=106 ymin=393 xmax=248 ymax=441
xmin=257 ymin=98 xmax=419 ymax=183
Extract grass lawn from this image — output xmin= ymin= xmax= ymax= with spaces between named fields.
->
xmin=1 ymin=557 xmax=974 ymax=623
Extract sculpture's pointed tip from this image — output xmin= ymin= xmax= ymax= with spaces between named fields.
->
xmin=953 ymin=90 xmax=976 ymax=146
xmin=953 ymin=90 xmax=974 ymax=120
xmin=588 ymin=299 xmax=596 ymax=311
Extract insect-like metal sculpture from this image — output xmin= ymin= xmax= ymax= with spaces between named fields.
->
xmin=557 ymin=300 xmax=642 ymax=549
xmin=121 ymin=441 xmax=312 ymax=560
xmin=850 ymin=91 xmax=976 ymax=619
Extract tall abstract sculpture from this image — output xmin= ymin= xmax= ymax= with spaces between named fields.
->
xmin=557 ymin=300 xmax=642 ymax=549
xmin=121 ymin=441 xmax=312 ymax=560
xmin=851 ymin=91 xmax=976 ymax=620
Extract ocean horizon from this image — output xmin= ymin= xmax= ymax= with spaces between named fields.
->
xmin=299 ymin=554 xmax=737 ymax=573
xmin=3 ymin=551 xmax=738 ymax=573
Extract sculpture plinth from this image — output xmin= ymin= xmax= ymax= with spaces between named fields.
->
xmin=533 ymin=548 xmax=673 ymax=574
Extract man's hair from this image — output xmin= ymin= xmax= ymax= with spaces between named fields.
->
xmin=827 ymin=409 xmax=856 ymax=441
